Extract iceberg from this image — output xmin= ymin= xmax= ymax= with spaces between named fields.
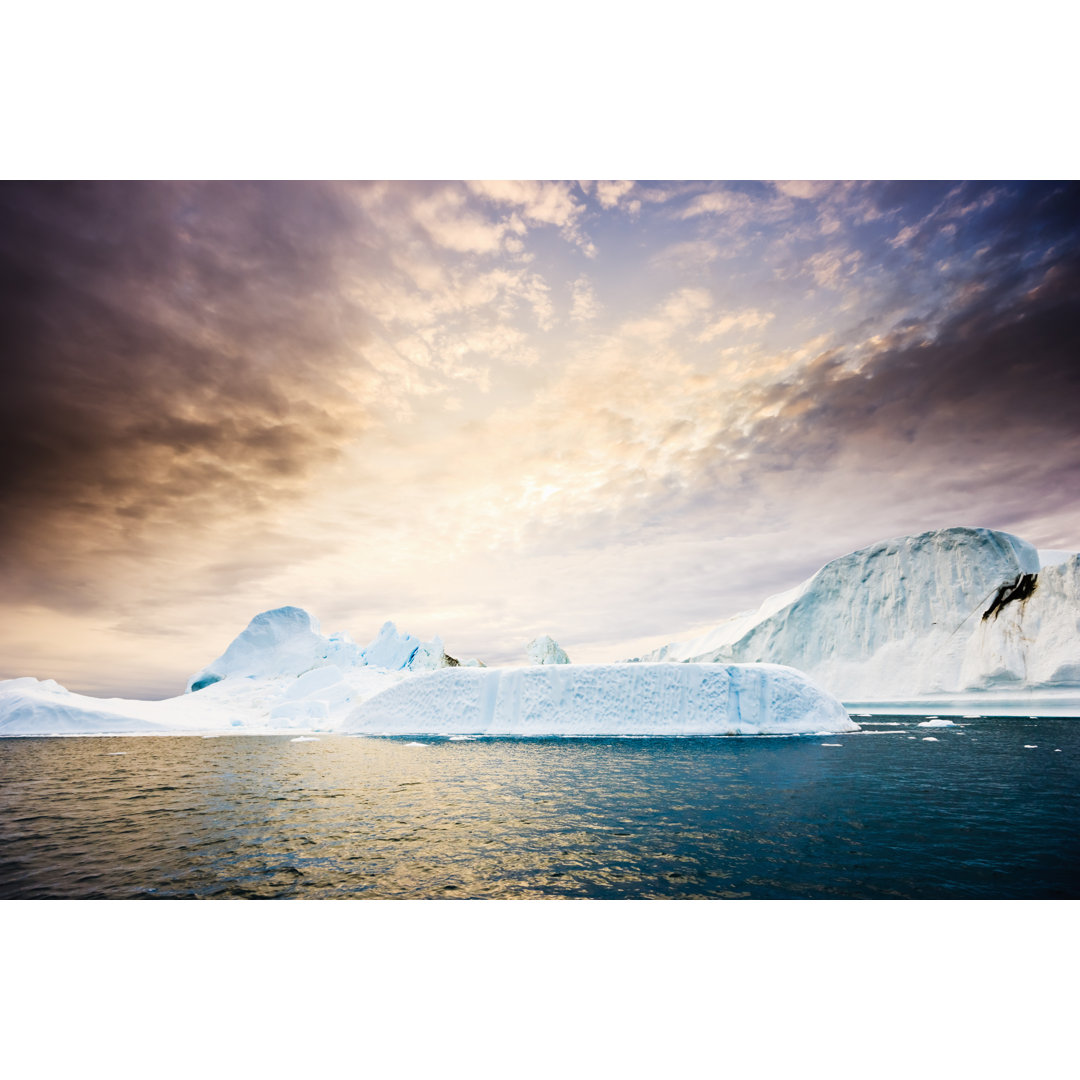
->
xmin=344 ymin=662 xmax=857 ymax=736
xmin=185 ymin=606 xmax=358 ymax=691
xmin=0 ymin=677 xmax=169 ymax=735
xmin=0 ymin=609 xmax=420 ymax=736
xmin=634 ymin=528 xmax=1080 ymax=715
xmin=360 ymin=620 xmax=446 ymax=671
xmin=526 ymin=635 xmax=571 ymax=665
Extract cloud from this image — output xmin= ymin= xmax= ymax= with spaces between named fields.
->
xmin=466 ymin=179 xmax=594 ymax=253
xmin=772 ymin=180 xmax=836 ymax=200
xmin=731 ymin=247 xmax=1080 ymax=533
xmin=594 ymin=180 xmax=635 ymax=209
xmin=697 ymin=309 xmax=774 ymax=342
xmin=650 ymin=239 xmax=720 ymax=270
xmin=569 ymin=275 xmax=601 ymax=322
xmin=3 ymin=180 xmax=1078 ymax=693
xmin=804 ymin=248 xmax=861 ymax=289
xmin=0 ymin=182 xmax=381 ymax=605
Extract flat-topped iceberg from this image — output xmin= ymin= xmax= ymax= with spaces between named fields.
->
xmin=345 ymin=662 xmax=857 ymax=736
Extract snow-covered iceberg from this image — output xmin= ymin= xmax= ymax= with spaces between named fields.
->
xmin=634 ymin=527 xmax=1080 ymax=714
xmin=184 ymin=608 xmax=445 ymax=694
xmin=185 ymin=606 xmax=360 ymax=691
xmin=0 ymin=608 xmax=450 ymax=737
xmin=526 ymin=635 xmax=570 ymax=665
xmin=345 ymin=662 xmax=857 ymax=736
xmin=0 ymin=678 xmax=168 ymax=735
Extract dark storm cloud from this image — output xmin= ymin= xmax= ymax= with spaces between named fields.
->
xmin=737 ymin=214 xmax=1080 ymax=523
xmin=0 ymin=182 xmax=374 ymax=600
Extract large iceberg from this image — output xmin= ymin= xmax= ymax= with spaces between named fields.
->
xmin=634 ymin=527 xmax=1080 ymax=714
xmin=0 ymin=609 xmax=452 ymax=736
xmin=345 ymin=663 xmax=857 ymax=736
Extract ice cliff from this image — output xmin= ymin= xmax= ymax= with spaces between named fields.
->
xmin=634 ymin=527 xmax=1080 ymax=712
xmin=345 ymin=663 xmax=856 ymax=736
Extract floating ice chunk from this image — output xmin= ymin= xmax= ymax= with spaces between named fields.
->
xmin=404 ymin=741 xmax=426 ymax=746
xmin=821 ymin=743 xmax=843 ymax=747
xmin=918 ymin=718 xmax=955 ymax=727
xmin=922 ymin=736 xmax=939 ymax=741
xmin=1024 ymin=744 xmax=1038 ymax=749
xmin=1055 ymin=749 xmax=1062 ymax=752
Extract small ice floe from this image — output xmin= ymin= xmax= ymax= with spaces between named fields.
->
xmin=821 ymin=743 xmax=843 ymax=747
xmin=290 ymin=735 xmax=320 ymax=742
xmin=854 ymin=713 xmax=873 ymax=718
xmin=908 ymin=736 xmax=917 ymax=739
xmin=1055 ymin=749 xmax=1062 ymax=753
xmin=918 ymin=718 xmax=955 ymax=727
xmin=963 ymin=714 xmax=982 ymax=719
xmin=922 ymin=737 xmax=939 ymax=742
xmin=404 ymin=741 xmax=426 ymax=747
xmin=448 ymin=734 xmax=479 ymax=741
xmin=1024 ymin=744 xmax=1038 ymax=749
xmin=1028 ymin=716 xmax=1039 ymax=720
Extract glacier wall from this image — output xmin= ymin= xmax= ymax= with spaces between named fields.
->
xmin=636 ymin=527 xmax=1079 ymax=709
xmin=345 ymin=662 xmax=857 ymax=736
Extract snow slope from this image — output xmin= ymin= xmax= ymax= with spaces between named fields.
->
xmin=345 ymin=663 xmax=857 ymax=736
xmin=634 ymin=528 xmax=1080 ymax=713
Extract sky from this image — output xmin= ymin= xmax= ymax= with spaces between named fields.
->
xmin=1 ymin=179 xmax=1078 ymax=696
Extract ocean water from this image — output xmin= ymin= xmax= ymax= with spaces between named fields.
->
xmin=1 ymin=717 xmax=1077 ymax=899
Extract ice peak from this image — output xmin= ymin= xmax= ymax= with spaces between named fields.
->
xmin=526 ymin=635 xmax=571 ymax=665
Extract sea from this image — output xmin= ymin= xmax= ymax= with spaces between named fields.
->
xmin=1 ymin=716 xmax=1077 ymax=899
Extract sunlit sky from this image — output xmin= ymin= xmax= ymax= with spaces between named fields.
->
xmin=1 ymin=180 xmax=1078 ymax=695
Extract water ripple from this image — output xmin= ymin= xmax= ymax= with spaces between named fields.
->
xmin=1 ymin=722 xmax=1078 ymax=898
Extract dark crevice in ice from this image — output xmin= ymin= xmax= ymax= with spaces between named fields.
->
xmin=982 ymin=572 xmax=1038 ymax=620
